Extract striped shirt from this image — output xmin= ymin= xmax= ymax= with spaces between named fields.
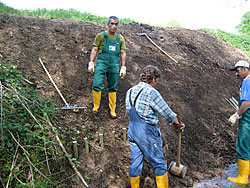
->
xmin=125 ymin=82 xmax=177 ymax=125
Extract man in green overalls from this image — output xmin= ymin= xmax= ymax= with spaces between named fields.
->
xmin=88 ymin=16 xmax=126 ymax=119
xmin=228 ymin=60 xmax=250 ymax=184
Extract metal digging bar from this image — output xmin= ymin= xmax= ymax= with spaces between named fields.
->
xmin=39 ymin=58 xmax=87 ymax=110
xmin=136 ymin=32 xmax=178 ymax=64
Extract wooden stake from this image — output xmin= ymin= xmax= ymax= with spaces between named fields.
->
xmin=72 ymin=140 xmax=78 ymax=160
xmin=123 ymin=128 xmax=127 ymax=141
xmin=84 ymin=138 xmax=89 ymax=153
xmin=112 ymin=131 xmax=115 ymax=145
xmin=99 ymin=133 xmax=104 ymax=148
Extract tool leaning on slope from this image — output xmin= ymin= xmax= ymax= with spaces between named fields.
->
xmin=228 ymin=60 xmax=250 ymax=184
xmin=88 ymin=16 xmax=126 ymax=119
xmin=125 ymin=65 xmax=185 ymax=188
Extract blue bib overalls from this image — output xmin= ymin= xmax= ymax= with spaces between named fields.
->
xmin=127 ymin=89 xmax=168 ymax=177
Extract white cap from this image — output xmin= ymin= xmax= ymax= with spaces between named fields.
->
xmin=231 ymin=60 xmax=250 ymax=71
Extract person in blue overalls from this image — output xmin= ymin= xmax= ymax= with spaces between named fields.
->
xmin=125 ymin=65 xmax=185 ymax=188
xmin=228 ymin=60 xmax=250 ymax=184
xmin=88 ymin=16 xmax=126 ymax=119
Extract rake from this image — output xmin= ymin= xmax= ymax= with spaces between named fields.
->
xmin=39 ymin=58 xmax=87 ymax=110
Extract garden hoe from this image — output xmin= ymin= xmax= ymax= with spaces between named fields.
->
xmin=39 ymin=58 xmax=87 ymax=110
xmin=169 ymin=128 xmax=187 ymax=178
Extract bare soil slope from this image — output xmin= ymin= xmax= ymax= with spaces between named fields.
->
xmin=1 ymin=13 xmax=249 ymax=187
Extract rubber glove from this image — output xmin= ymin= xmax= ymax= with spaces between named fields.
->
xmin=119 ymin=66 xmax=126 ymax=79
xmin=228 ymin=112 xmax=240 ymax=125
xmin=88 ymin=61 xmax=95 ymax=74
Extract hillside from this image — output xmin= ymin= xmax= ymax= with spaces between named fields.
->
xmin=0 ymin=13 xmax=249 ymax=187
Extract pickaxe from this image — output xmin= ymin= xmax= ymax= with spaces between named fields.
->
xmin=137 ymin=32 xmax=178 ymax=64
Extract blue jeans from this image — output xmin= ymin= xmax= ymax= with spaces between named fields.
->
xmin=128 ymin=106 xmax=167 ymax=177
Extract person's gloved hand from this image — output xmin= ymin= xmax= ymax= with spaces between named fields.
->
xmin=119 ymin=66 xmax=126 ymax=79
xmin=88 ymin=61 xmax=95 ymax=74
xmin=176 ymin=119 xmax=185 ymax=131
xmin=228 ymin=112 xmax=240 ymax=125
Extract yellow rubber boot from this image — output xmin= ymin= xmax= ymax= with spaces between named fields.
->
xmin=129 ymin=176 xmax=140 ymax=188
xmin=249 ymin=158 xmax=250 ymax=176
xmin=92 ymin=90 xmax=101 ymax=112
xmin=156 ymin=172 xmax=169 ymax=188
xmin=227 ymin=159 xmax=249 ymax=184
xmin=108 ymin=92 xmax=117 ymax=119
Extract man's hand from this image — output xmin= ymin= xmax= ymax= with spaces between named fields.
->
xmin=119 ymin=66 xmax=126 ymax=79
xmin=177 ymin=122 xmax=185 ymax=131
xmin=228 ymin=112 xmax=240 ymax=125
xmin=88 ymin=61 xmax=95 ymax=74
xmin=175 ymin=119 xmax=185 ymax=131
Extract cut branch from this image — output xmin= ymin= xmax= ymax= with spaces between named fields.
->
xmin=6 ymin=144 xmax=19 ymax=188
xmin=46 ymin=117 xmax=89 ymax=188
xmin=0 ymin=81 xmax=4 ymax=147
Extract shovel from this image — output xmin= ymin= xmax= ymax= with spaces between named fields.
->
xmin=169 ymin=128 xmax=187 ymax=178
xmin=39 ymin=58 xmax=87 ymax=110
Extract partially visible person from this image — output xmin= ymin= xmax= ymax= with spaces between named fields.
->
xmin=228 ymin=60 xmax=250 ymax=184
xmin=125 ymin=65 xmax=185 ymax=188
xmin=88 ymin=16 xmax=126 ymax=119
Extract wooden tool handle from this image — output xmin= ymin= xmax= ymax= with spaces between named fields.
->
xmin=176 ymin=129 xmax=181 ymax=167
xmin=39 ymin=58 xmax=69 ymax=106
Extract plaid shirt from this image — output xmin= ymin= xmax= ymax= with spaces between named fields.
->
xmin=125 ymin=82 xmax=177 ymax=125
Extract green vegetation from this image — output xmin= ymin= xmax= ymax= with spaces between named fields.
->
xmin=200 ymin=12 xmax=250 ymax=58
xmin=201 ymin=29 xmax=250 ymax=57
xmin=237 ymin=11 xmax=250 ymax=35
xmin=165 ymin=20 xmax=181 ymax=28
xmin=0 ymin=2 xmax=136 ymax=24
xmin=0 ymin=63 xmax=69 ymax=187
xmin=0 ymin=2 xmax=20 ymax=14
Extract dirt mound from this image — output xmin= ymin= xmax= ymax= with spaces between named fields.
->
xmin=0 ymin=13 xmax=249 ymax=187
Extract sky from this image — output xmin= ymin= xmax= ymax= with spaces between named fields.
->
xmin=1 ymin=0 xmax=250 ymax=33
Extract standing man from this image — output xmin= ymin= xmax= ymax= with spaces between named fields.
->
xmin=228 ymin=60 xmax=250 ymax=184
xmin=125 ymin=65 xmax=185 ymax=188
xmin=88 ymin=16 xmax=126 ymax=119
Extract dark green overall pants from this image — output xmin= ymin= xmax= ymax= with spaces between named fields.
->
xmin=236 ymin=96 xmax=250 ymax=161
xmin=92 ymin=32 xmax=121 ymax=92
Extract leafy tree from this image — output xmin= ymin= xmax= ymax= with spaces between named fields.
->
xmin=237 ymin=11 xmax=250 ymax=34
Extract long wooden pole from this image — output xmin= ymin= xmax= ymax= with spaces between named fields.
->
xmin=139 ymin=33 xmax=178 ymax=64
